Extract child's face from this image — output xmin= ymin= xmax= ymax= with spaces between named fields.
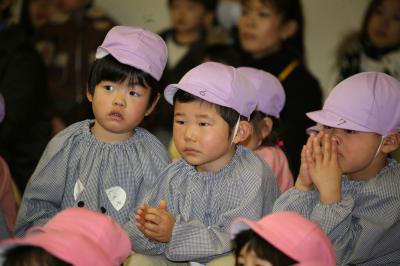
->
xmin=170 ymin=0 xmax=210 ymax=35
xmin=173 ymin=100 xmax=236 ymax=172
xmin=321 ymin=126 xmax=383 ymax=180
xmin=239 ymin=0 xmax=288 ymax=58
xmin=238 ymin=243 xmax=273 ymax=266
xmin=367 ymin=0 xmax=400 ymax=49
xmin=87 ymin=79 xmax=155 ymax=142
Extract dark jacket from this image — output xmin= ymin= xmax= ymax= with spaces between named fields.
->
xmin=0 ymin=25 xmax=51 ymax=192
xmin=241 ymin=47 xmax=322 ymax=176
xmin=143 ymin=28 xmax=207 ymax=143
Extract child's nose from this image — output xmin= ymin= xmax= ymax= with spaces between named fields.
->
xmin=112 ymin=93 xmax=126 ymax=107
xmin=184 ymin=126 xmax=196 ymax=142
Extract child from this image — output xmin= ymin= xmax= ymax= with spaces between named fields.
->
xmin=1 ymin=208 xmax=131 ymax=266
xmin=14 ymin=26 xmax=170 ymax=241
xmin=146 ymin=0 xmax=217 ymax=147
xmin=231 ymin=211 xmax=336 ymax=266
xmin=336 ymin=0 xmax=400 ymax=82
xmin=127 ymin=62 xmax=280 ymax=265
xmin=273 ymin=72 xmax=400 ymax=265
xmin=237 ymin=67 xmax=293 ymax=192
xmin=238 ymin=0 xmax=322 ymax=177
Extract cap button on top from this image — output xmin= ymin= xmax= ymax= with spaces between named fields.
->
xmin=77 ymin=201 xmax=84 ymax=207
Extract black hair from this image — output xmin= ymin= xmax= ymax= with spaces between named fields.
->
xmin=168 ymin=0 xmax=217 ymax=11
xmin=87 ymin=54 xmax=159 ymax=107
xmin=233 ymin=229 xmax=297 ymax=266
xmin=249 ymin=111 xmax=282 ymax=147
xmin=241 ymin=0 xmax=305 ymax=59
xmin=173 ymin=89 xmax=244 ymax=135
xmin=203 ymin=44 xmax=242 ymax=67
xmin=3 ymin=246 xmax=72 ymax=266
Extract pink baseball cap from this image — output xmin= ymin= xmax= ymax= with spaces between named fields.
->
xmin=0 ymin=208 xmax=131 ymax=266
xmin=230 ymin=212 xmax=336 ymax=266
xmin=96 ymin=26 xmax=168 ymax=81
xmin=0 ymin=94 xmax=4 ymax=123
xmin=164 ymin=62 xmax=257 ymax=118
xmin=307 ymin=72 xmax=400 ymax=136
xmin=237 ymin=67 xmax=285 ymax=118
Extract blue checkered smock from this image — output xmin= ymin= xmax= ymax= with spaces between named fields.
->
xmin=127 ymin=145 xmax=280 ymax=264
xmin=15 ymin=120 xmax=170 ymax=239
xmin=273 ymin=158 xmax=400 ymax=265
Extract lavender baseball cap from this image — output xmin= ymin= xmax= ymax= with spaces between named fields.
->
xmin=96 ymin=26 xmax=168 ymax=81
xmin=164 ymin=62 xmax=257 ymax=118
xmin=307 ymin=72 xmax=400 ymax=136
xmin=237 ymin=67 xmax=285 ymax=118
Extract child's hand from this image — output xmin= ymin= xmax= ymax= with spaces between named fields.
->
xmin=306 ymin=132 xmax=342 ymax=204
xmin=136 ymin=200 xmax=176 ymax=243
xmin=295 ymin=136 xmax=314 ymax=191
xmin=135 ymin=203 xmax=149 ymax=231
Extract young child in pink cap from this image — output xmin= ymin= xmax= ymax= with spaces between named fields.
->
xmin=127 ymin=62 xmax=280 ymax=265
xmin=231 ymin=211 xmax=336 ymax=266
xmin=237 ymin=67 xmax=293 ymax=193
xmin=15 ymin=26 xmax=170 ymax=243
xmin=274 ymin=72 xmax=400 ymax=265
xmin=1 ymin=207 xmax=131 ymax=266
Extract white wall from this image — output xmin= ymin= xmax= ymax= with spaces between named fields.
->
xmin=95 ymin=0 xmax=370 ymax=98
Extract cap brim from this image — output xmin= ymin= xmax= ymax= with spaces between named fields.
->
xmin=164 ymin=84 xmax=180 ymax=105
xmin=306 ymin=109 xmax=374 ymax=133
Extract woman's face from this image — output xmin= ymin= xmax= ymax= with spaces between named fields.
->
xmin=367 ymin=0 xmax=400 ymax=49
xmin=238 ymin=0 xmax=289 ymax=58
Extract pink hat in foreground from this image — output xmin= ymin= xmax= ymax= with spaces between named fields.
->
xmin=230 ymin=211 xmax=336 ymax=266
xmin=96 ymin=26 xmax=168 ymax=81
xmin=307 ymin=72 xmax=400 ymax=136
xmin=0 ymin=208 xmax=131 ymax=266
xmin=164 ymin=62 xmax=257 ymax=118
xmin=237 ymin=67 xmax=285 ymax=118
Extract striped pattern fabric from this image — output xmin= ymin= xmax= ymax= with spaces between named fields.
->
xmin=273 ymin=158 xmax=400 ymax=265
xmin=128 ymin=145 xmax=280 ymax=264
xmin=15 ymin=120 xmax=170 ymax=240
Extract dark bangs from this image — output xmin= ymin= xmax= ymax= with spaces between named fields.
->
xmin=87 ymin=55 xmax=159 ymax=104
xmin=173 ymin=89 xmax=243 ymax=134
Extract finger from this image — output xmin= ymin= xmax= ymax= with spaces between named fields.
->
xmin=323 ymin=133 xmax=331 ymax=162
xmin=143 ymin=221 xmax=161 ymax=233
xmin=312 ymin=133 xmax=323 ymax=163
xmin=331 ymin=137 xmax=339 ymax=163
xmin=159 ymin=199 xmax=167 ymax=210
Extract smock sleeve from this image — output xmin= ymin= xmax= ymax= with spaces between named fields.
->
xmin=14 ymin=126 xmax=77 ymax=236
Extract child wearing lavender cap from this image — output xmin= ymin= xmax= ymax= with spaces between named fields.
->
xmin=15 ymin=26 xmax=170 ymax=243
xmin=274 ymin=72 xmax=400 ymax=265
xmin=237 ymin=67 xmax=293 ymax=193
xmin=127 ymin=62 xmax=279 ymax=265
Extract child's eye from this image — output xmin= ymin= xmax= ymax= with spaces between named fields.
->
xmin=258 ymin=10 xmax=271 ymax=17
xmin=344 ymin=129 xmax=357 ymax=134
xmin=322 ymin=125 xmax=332 ymax=130
xmin=199 ymin=122 xmax=210 ymax=127
xmin=104 ymin=85 xmax=114 ymax=91
xmin=129 ymin=91 xmax=141 ymax=97
xmin=175 ymin=120 xmax=185 ymax=125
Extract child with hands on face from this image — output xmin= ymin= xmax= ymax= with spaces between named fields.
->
xmin=274 ymin=72 xmax=400 ymax=265
xmin=128 ymin=62 xmax=280 ymax=266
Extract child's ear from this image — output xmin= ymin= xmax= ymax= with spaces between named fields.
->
xmin=281 ymin=19 xmax=298 ymax=40
xmin=259 ymin=117 xmax=273 ymax=140
xmin=86 ymin=88 xmax=93 ymax=102
xmin=382 ymin=132 xmax=400 ymax=154
xmin=233 ymin=121 xmax=252 ymax=144
xmin=145 ymin=93 xmax=161 ymax=116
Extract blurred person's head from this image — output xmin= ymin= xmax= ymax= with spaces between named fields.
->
xmin=361 ymin=0 xmax=400 ymax=50
xmin=53 ymin=0 xmax=91 ymax=14
xmin=238 ymin=0 xmax=304 ymax=59
xmin=168 ymin=0 xmax=216 ymax=40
